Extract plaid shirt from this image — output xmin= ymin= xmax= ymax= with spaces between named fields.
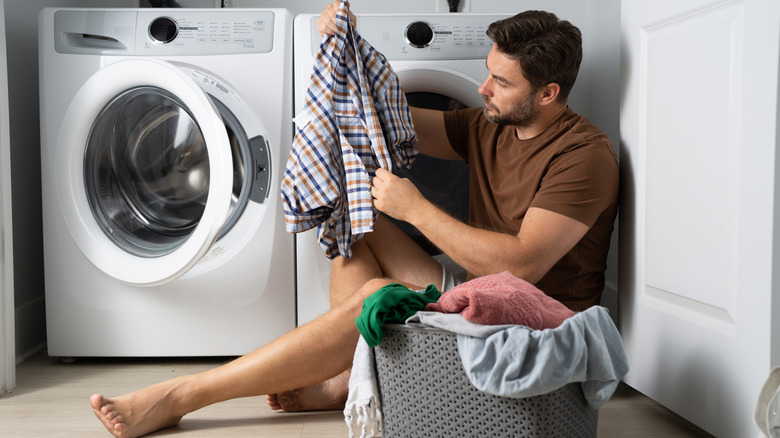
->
xmin=281 ymin=0 xmax=417 ymax=259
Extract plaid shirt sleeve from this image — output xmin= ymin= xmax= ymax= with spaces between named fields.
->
xmin=281 ymin=0 xmax=417 ymax=260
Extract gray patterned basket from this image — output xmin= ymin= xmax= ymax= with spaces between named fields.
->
xmin=373 ymin=324 xmax=598 ymax=438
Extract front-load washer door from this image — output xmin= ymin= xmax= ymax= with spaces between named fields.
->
xmin=56 ymin=58 xmax=234 ymax=286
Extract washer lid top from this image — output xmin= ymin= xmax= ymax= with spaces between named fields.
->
xmin=56 ymin=58 xmax=234 ymax=286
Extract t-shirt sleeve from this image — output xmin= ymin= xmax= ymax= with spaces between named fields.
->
xmin=530 ymin=141 xmax=619 ymax=228
xmin=442 ymin=108 xmax=484 ymax=162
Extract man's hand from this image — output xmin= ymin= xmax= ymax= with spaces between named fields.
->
xmin=317 ymin=1 xmax=357 ymax=37
xmin=370 ymin=168 xmax=425 ymax=223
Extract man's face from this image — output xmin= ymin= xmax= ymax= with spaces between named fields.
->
xmin=478 ymin=46 xmax=539 ymax=127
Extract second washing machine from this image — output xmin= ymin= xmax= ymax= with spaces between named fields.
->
xmin=40 ymin=8 xmax=295 ymax=357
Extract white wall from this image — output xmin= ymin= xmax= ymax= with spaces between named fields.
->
xmin=587 ymin=0 xmax=621 ymax=318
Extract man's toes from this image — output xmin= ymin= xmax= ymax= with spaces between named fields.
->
xmin=90 ymin=394 xmax=104 ymax=410
xmin=266 ymin=394 xmax=282 ymax=410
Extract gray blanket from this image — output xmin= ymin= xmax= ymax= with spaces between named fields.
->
xmin=406 ymin=306 xmax=629 ymax=410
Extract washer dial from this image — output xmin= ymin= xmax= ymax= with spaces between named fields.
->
xmin=405 ymin=21 xmax=434 ymax=48
xmin=149 ymin=17 xmax=179 ymax=44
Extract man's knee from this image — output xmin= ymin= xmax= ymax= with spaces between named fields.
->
xmin=356 ymin=278 xmax=394 ymax=300
xmin=336 ymin=278 xmax=392 ymax=315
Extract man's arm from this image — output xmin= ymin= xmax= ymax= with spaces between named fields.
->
xmin=409 ymin=107 xmax=462 ymax=160
xmin=371 ymin=168 xmax=588 ymax=283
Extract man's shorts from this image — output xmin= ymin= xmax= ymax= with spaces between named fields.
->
xmin=438 ymin=255 xmax=466 ymax=292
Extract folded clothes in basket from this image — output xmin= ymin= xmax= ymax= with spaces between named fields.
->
xmin=355 ymin=271 xmax=576 ymax=349
xmin=425 ymin=271 xmax=576 ymax=329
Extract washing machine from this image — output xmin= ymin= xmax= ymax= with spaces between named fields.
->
xmin=293 ymin=12 xmax=511 ymax=326
xmin=39 ymin=8 xmax=295 ymax=357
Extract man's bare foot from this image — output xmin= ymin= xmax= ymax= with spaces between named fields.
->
xmin=266 ymin=371 xmax=350 ymax=412
xmin=90 ymin=381 xmax=185 ymax=438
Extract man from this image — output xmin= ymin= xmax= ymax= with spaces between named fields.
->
xmin=269 ymin=1 xmax=618 ymax=411
xmin=90 ymin=4 xmax=617 ymax=437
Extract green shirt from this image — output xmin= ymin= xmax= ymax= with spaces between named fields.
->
xmin=355 ymin=283 xmax=441 ymax=347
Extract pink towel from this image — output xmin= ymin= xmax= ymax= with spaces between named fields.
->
xmin=425 ymin=271 xmax=575 ymax=329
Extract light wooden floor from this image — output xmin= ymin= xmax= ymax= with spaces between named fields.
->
xmin=0 ymin=352 xmax=714 ymax=437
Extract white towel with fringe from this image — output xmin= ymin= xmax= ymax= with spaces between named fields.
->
xmin=343 ymin=336 xmax=382 ymax=438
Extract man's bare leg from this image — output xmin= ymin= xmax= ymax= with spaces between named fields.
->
xmin=268 ymin=216 xmax=444 ymax=412
xmin=331 ymin=216 xmax=445 ymax=306
xmin=266 ymin=230 xmax=382 ymax=412
xmin=90 ymin=278 xmax=393 ymax=438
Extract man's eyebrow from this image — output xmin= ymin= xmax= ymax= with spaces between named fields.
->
xmin=492 ymin=74 xmax=512 ymax=86
xmin=485 ymin=60 xmax=513 ymax=86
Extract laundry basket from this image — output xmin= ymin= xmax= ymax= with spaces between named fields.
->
xmin=373 ymin=324 xmax=598 ymax=438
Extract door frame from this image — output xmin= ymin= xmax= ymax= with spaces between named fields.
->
xmin=0 ymin=0 xmax=16 ymax=395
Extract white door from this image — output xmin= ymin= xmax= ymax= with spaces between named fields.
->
xmin=56 ymin=58 xmax=234 ymax=286
xmin=619 ymin=0 xmax=780 ymax=436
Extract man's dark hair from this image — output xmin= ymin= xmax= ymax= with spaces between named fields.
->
xmin=486 ymin=10 xmax=582 ymax=102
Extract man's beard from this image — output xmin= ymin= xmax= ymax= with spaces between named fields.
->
xmin=482 ymin=92 xmax=537 ymax=127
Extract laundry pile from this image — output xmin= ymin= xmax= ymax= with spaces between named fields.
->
xmin=344 ymin=271 xmax=630 ymax=438
xmin=425 ymin=271 xmax=576 ymax=328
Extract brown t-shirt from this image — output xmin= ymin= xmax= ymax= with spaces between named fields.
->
xmin=443 ymin=106 xmax=619 ymax=311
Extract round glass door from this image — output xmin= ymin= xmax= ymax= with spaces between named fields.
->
xmin=392 ymin=67 xmax=482 ymax=255
xmin=85 ymin=87 xmax=211 ymax=257
xmin=84 ymin=87 xmax=253 ymax=258
xmin=393 ymin=91 xmax=470 ymax=256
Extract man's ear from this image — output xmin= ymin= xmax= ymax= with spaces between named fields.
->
xmin=538 ymin=82 xmax=561 ymax=106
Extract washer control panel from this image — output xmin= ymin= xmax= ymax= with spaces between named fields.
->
xmin=138 ymin=10 xmax=274 ymax=55
xmin=357 ymin=14 xmax=508 ymax=61
xmin=51 ymin=9 xmax=275 ymax=56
